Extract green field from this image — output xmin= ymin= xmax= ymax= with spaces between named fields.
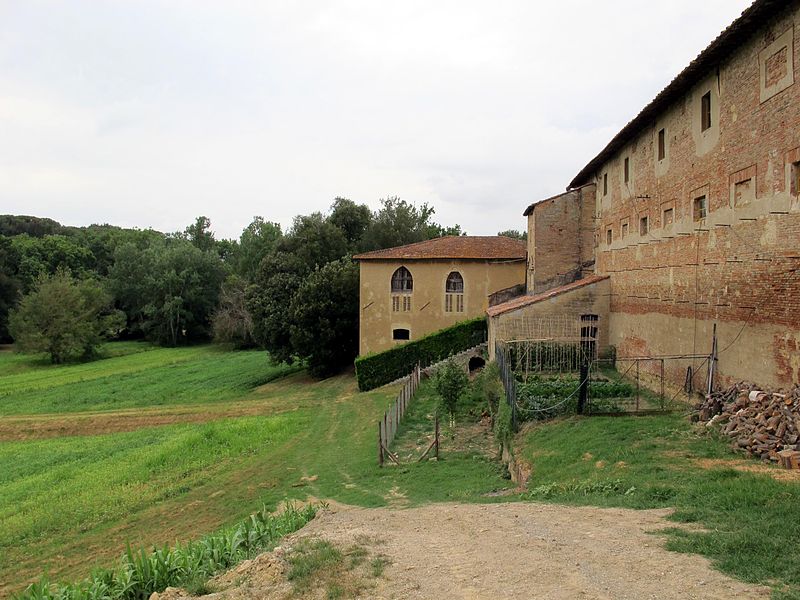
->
xmin=0 ymin=344 xmax=505 ymax=596
xmin=3 ymin=344 xmax=800 ymax=599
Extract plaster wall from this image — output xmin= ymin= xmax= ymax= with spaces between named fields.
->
xmin=359 ymin=259 xmax=525 ymax=356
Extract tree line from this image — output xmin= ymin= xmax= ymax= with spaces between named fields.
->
xmin=1 ymin=198 xmax=525 ymax=375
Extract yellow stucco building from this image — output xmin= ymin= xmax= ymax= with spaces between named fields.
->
xmin=354 ymin=236 xmax=527 ymax=355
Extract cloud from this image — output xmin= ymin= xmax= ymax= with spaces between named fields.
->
xmin=0 ymin=0 xmax=752 ymax=238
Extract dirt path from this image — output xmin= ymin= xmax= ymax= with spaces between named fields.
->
xmin=165 ymin=501 xmax=769 ymax=600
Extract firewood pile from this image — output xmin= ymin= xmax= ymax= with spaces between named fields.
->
xmin=695 ymin=383 xmax=800 ymax=467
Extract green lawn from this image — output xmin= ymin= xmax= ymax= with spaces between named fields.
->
xmin=0 ymin=344 xmax=506 ymax=595
xmin=518 ymin=415 xmax=800 ymax=599
xmin=0 ymin=344 xmax=301 ymax=414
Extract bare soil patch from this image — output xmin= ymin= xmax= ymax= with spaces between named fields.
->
xmin=161 ymin=501 xmax=769 ymax=600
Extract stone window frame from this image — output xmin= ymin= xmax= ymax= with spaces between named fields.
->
xmin=729 ymin=164 xmax=757 ymax=208
xmin=620 ymin=218 xmax=629 ymax=239
xmin=606 ymin=227 xmax=613 ymax=246
xmin=603 ymin=172 xmax=609 ymax=196
xmin=657 ymin=128 xmax=666 ymax=162
xmin=639 ymin=214 xmax=649 ymax=237
xmin=759 ymin=26 xmax=794 ymax=103
xmin=444 ymin=271 xmax=465 ymax=313
xmin=392 ymin=328 xmax=411 ymax=341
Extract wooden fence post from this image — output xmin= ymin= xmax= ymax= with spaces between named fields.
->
xmin=378 ymin=422 xmax=384 ymax=467
xmin=435 ymin=415 xmax=440 ymax=460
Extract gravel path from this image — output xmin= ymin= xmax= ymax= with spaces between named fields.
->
xmin=165 ymin=501 xmax=770 ymax=600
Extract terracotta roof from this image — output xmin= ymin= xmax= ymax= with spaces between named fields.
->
xmin=486 ymin=275 xmax=609 ymax=317
xmin=353 ymin=236 xmax=527 ymax=261
xmin=569 ymin=0 xmax=786 ymax=188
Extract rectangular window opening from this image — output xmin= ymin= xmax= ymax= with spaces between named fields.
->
xmin=606 ymin=228 xmax=612 ymax=245
xmin=693 ymin=195 xmax=707 ymax=221
xmin=392 ymin=328 xmax=410 ymax=341
xmin=658 ymin=129 xmax=666 ymax=161
xmin=603 ymin=173 xmax=608 ymax=196
xmin=701 ymin=92 xmax=712 ymax=131
xmin=621 ymin=222 xmax=628 ymax=239
xmin=639 ymin=216 xmax=649 ymax=236
xmin=663 ymin=207 xmax=674 ymax=226
xmin=624 ymin=157 xmax=630 ymax=184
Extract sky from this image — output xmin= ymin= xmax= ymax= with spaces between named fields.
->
xmin=0 ymin=0 xmax=753 ymax=240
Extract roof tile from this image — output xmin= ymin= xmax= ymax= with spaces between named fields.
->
xmin=486 ymin=275 xmax=609 ymax=317
xmin=353 ymin=236 xmax=526 ymax=261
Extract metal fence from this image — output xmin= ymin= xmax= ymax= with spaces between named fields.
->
xmin=378 ymin=365 xmax=422 ymax=466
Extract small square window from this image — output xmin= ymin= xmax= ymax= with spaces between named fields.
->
xmin=606 ymin=228 xmax=612 ymax=245
xmin=658 ymin=129 xmax=666 ymax=161
xmin=701 ymin=92 xmax=712 ymax=131
xmin=624 ymin=157 xmax=630 ymax=184
xmin=639 ymin=216 xmax=648 ymax=236
xmin=603 ymin=173 xmax=608 ymax=196
xmin=693 ymin=195 xmax=707 ymax=221
xmin=663 ymin=207 xmax=674 ymax=226
xmin=621 ymin=222 xmax=628 ymax=239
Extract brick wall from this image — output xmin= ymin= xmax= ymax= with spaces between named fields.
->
xmin=590 ymin=3 xmax=800 ymax=388
xmin=527 ymin=184 xmax=597 ymax=294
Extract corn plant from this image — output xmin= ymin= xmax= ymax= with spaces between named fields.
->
xmin=16 ymin=503 xmax=318 ymax=600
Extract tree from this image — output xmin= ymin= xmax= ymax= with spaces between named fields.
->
xmin=328 ymin=198 xmax=371 ymax=249
xmin=108 ymin=239 xmax=226 ymax=345
xmin=0 ymin=236 xmax=21 ymax=342
xmin=236 ymin=217 xmax=282 ymax=281
xmin=246 ymin=251 xmax=305 ymax=364
xmin=497 ymin=229 xmax=527 ymax=241
xmin=289 ymin=258 xmax=359 ymax=377
xmin=8 ymin=270 xmax=125 ymax=363
xmin=434 ymin=358 xmax=468 ymax=426
xmin=211 ymin=276 xmax=255 ymax=348
xmin=183 ymin=216 xmax=216 ymax=252
xmin=360 ymin=196 xmax=463 ymax=251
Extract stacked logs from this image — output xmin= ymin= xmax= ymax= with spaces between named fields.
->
xmin=695 ymin=383 xmax=800 ymax=466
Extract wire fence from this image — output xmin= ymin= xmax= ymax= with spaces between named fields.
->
xmin=496 ymin=341 xmax=712 ymax=426
xmin=378 ymin=365 xmax=422 ymax=466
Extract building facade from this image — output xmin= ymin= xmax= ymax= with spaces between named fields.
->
xmin=355 ymin=236 xmax=526 ymax=356
xmin=491 ymin=0 xmax=800 ymax=389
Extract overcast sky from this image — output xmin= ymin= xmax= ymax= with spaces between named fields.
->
xmin=1 ymin=0 xmax=753 ymax=239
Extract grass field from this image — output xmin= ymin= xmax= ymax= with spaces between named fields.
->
xmin=0 ymin=343 xmax=506 ymax=596
xmin=518 ymin=415 xmax=800 ymax=599
xmin=4 ymin=344 xmax=800 ymax=599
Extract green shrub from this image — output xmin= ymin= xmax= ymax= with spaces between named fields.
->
xmin=494 ymin=393 xmax=513 ymax=450
xmin=17 ymin=503 xmax=318 ymax=600
xmin=354 ymin=317 xmax=486 ymax=391
xmin=433 ymin=358 xmax=468 ymax=421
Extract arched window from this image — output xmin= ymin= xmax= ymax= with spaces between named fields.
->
xmin=445 ymin=271 xmax=464 ymax=293
xmin=445 ymin=271 xmax=464 ymax=313
xmin=391 ymin=267 xmax=413 ymax=293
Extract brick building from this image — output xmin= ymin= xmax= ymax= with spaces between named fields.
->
xmin=490 ymin=0 xmax=800 ymax=389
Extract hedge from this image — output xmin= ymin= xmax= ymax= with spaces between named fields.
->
xmin=354 ymin=317 xmax=487 ymax=391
